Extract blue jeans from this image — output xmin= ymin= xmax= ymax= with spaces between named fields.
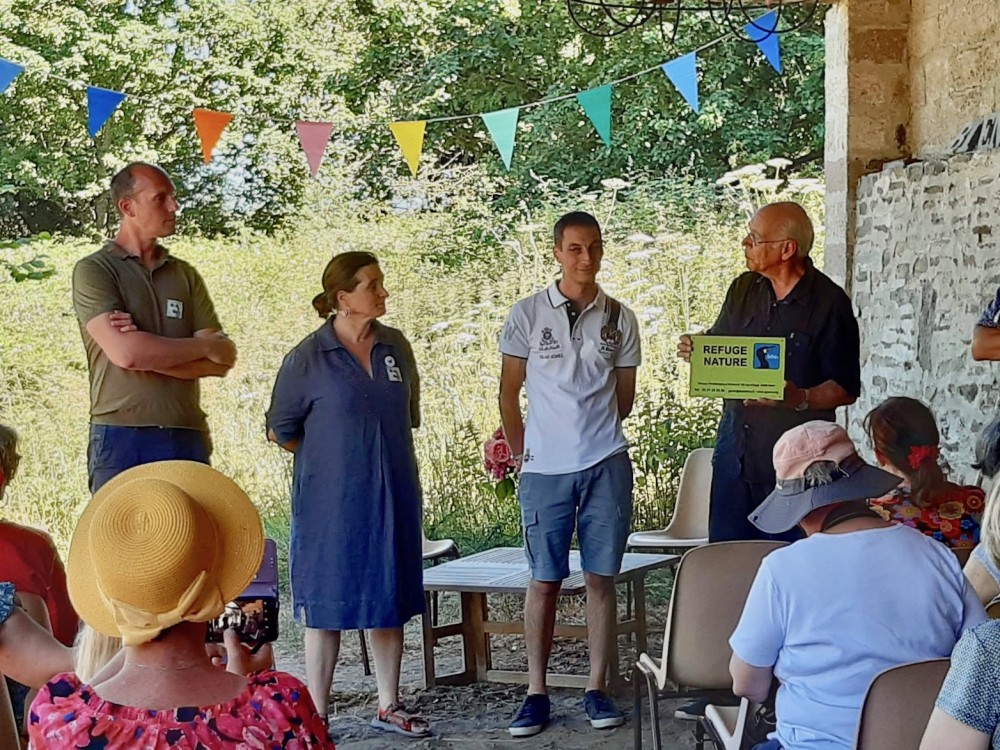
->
xmin=709 ymin=431 xmax=802 ymax=544
xmin=88 ymin=424 xmax=211 ymax=493
xmin=752 ymin=741 xmax=782 ymax=750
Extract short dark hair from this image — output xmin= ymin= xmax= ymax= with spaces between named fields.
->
xmin=553 ymin=211 xmax=601 ymax=246
xmin=110 ymin=162 xmax=170 ymax=213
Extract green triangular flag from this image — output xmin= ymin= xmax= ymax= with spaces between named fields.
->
xmin=481 ymin=107 xmax=520 ymax=170
xmin=576 ymin=84 xmax=612 ymax=147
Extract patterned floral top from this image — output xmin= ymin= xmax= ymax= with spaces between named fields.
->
xmin=870 ymin=485 xmax=984 ymax=550
xmin=27 ymin=670 xmax=334 ymax=749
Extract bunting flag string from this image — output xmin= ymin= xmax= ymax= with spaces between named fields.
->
xmin=576 ymin=84 xmax=613 ymax=147
xmin=747 ymin=10 xmax=782 ymax=73
xmin=295 ymin=120 xmax=334 ymax=177
xmin=481 ymin=108 xmax=520 ymax=170
xmin=87 ymin=87 xmax=127 ymax=138
xmin=389 ymin=121 xmax=426 ymax=177
xmin=661 ymin=53 xmax=700 ymax=114
xmin=192 ymin=108 xmax=233 ymax=164
xmin=0 ymin=60 xmax=23 ymax=95
xmin=0 ymin=10 xmax=786 ymax=174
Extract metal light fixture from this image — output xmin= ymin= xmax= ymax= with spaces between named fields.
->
xmin=565 ymin=0 xmax=820 ymax=43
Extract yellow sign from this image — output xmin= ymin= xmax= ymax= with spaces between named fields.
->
xmin=689 ymin=335 xmax=785 ymax=400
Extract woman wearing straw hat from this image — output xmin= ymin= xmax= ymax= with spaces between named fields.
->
xmin=266 ymin=252 xmax=427 ymax=737
xmin=23 ymin=460 xmax=333 ymax=748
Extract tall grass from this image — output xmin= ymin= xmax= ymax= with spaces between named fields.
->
xmin=0 ymin=171 xmax=823 ymax=556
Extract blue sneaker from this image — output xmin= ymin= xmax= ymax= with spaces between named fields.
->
xmin=583 ymin=690 xmax=624 ymax=729
xmin=509 ymin=693 xmax=551 ymax=737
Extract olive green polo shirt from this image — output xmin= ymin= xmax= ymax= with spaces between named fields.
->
xmin=72 ymin=241 xmax=222 ymax=430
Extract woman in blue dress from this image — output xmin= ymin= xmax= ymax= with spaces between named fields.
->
xmin=266 ymin=251 xmax=427 ymax=737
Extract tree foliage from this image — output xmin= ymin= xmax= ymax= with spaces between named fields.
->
xmin=0 ymin=0 xmax=355 ymax=235
xmin=0 ymin=0 xmax=824 ymax=236
xmin=336 ymin=0 xmax=825 ymax=198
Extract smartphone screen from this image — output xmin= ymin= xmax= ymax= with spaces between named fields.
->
xmin=205 ymin=596 xmax=279 ymax=644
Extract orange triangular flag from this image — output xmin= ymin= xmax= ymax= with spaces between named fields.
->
xmin=192 ymin=108 xmax=233 ymax=164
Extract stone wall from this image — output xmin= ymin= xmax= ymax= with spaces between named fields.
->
xmin=848 ymin=149 xmax=1000 ymax=482
xmin=910 ymin=0 xmax=1000 ymax=156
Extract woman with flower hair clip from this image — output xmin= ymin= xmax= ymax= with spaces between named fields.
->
xmin=864 ymin=396 xmax=983 ymax=552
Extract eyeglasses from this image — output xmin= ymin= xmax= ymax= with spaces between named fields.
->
xmin=745 ymin=232 xmax=790 ymax=247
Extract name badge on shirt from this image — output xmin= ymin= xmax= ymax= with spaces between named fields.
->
xmin=165 ymin=299 xmax=184 ymax=319
xmin=385 ymin=355 xmax=403 ymax=382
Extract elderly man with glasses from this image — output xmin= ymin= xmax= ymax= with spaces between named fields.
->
xmin=678 ymin=201 xmax=860 ymax=544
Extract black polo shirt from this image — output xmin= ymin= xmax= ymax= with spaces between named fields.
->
xmin=709 ymin=259 xmax=861 ymax=483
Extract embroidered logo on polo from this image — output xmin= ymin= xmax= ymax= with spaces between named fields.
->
xmin=537 ymin=326 xmax=563 ymax=360
xmin=598 ymin=296 xmax=624 ymax=358
xmin=165 ymin=299 xmax=184 ymax=319
xmin=385 ymin=355 xmax=402 ymax=382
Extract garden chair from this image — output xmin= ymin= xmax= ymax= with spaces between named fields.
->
xmin=853 ymin=658 xmax=950 ymax=750
xmin=423 ymin=530 xmax=459 ymax=633
xmin=702 ymin=698 xmax=759 ymax=750
xmin=357 ymin=531 xmax=459 ymax=676
xmin=632 ymin=540 xmax=786 ymax=750
xmin=627 ymin=447 xmax=712 ymax=552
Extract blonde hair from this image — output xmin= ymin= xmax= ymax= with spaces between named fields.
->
xmin=73 ymin=625 xmax=121 ymax=683
xmin=981 ymin=480 xmax=1000 ymax=573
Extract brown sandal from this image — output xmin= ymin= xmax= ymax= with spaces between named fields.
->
xmin=371 ymin=703 xmax=430 ymax=737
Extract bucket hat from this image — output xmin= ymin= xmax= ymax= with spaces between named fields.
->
xmin=67 ymin=460 xmax=264 ymax=646
xmin=749 ymin=421 xmax=901 ymax=534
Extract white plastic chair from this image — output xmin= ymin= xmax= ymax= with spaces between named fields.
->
xmin=423 ymin=531 xmax=458 ymax=563
xmin=628 ymin=447 xmax=713 ymax=552
xmin=703 ymin=699 xmax=757 ymax=750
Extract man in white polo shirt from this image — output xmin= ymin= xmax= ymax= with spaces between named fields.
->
xmin=499 ymin=210 xmax=641 ymax=737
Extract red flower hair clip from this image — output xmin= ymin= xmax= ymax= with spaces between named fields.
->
xmin=908 ymin=445 xmax=940 ymax=470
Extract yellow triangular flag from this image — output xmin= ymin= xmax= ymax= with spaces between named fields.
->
xmin=389 ymin=121 xmax=426 ymax=177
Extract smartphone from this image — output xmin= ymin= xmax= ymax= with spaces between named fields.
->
xmin=206 ymin=538 xmax=280 ymax=645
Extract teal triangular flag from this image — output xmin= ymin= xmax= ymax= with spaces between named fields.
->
xmin=87 ymin=86 xmax=127 ymax=138
xmin=661 ymin=52 xmax=699 ymax=114
xmin=481 ymin=107 xmax=520 ymax=170
xmin=746 ymin=11 xmax=782 ymax=73
xmin=0 ymin=59 xmax=23 ymax=95
xmin=576 ymin=84 xmax=613 ymax=147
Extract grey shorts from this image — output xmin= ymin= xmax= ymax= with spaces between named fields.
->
xmin=518 ymin=451 xmax=634 ymax=581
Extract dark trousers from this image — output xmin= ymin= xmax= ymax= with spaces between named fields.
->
xmin=709 ymin=440 xmax=802 ymax=544
xmin=88 ymin=424 xmax=211 ymax=494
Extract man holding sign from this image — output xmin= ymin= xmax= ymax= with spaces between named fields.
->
xmin=678 ymin=202 xmax=860 ymax=543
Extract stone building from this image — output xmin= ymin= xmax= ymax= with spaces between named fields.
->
xmin=825 ymin=0 xmax=1000 ymax=479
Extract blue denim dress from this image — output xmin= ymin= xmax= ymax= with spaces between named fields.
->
xmin=266 ymin=321 xmax=424 ymax=630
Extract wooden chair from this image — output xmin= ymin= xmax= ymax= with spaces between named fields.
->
xmin=853 ymin=658 xmax=950 ymax=750
xmin=627 ymin=447 xmax=713 ymax=553
xmin=632 ymin=540 xmax=786 ymax=750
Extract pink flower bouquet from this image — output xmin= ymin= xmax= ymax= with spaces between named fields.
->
xmin=484 ymin=427 xmax=518 ymax=499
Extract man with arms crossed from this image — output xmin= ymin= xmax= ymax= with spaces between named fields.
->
xmin=73 ymin=162 xmax=236 ymax=493
xmin=499 ymin=211 xmax=641 ymax=737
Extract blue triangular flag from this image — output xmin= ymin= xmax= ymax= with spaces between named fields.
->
xmin=746 ymin=11 xmax=782 ymax=73
xmin=576 ymin=84 xmax=613 ymax=147
xmin=87 ymin=86 xmax=127 ymax=138
xmin=661 ymin=52 xmax=699 ymax=114
xmin=0 ymin=59 xmax=24 ymax=95
xmin=481 ymin=107 xmax=520 ymax=170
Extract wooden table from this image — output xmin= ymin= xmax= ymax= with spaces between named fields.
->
xmin=421 ymin=547 xmax=678 ymax=691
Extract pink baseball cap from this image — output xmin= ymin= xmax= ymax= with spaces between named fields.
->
xmin=749 ymin=421 xmax=901 ymax=534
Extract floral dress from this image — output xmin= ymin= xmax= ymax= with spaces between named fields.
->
xmin=870 ymin=485 xmax=984 ymax=550
xmin=27 ymin=670 xmax=333 ymax=749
